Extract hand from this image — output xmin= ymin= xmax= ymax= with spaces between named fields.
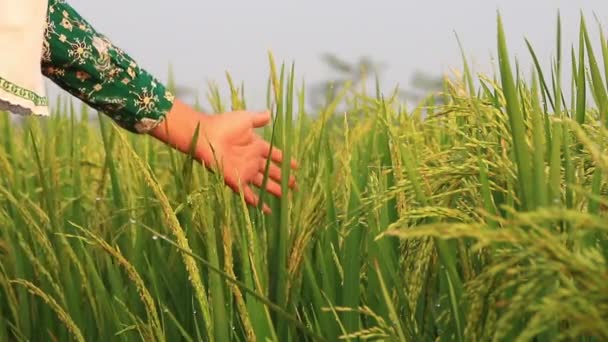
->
xmin=150 ymin=100 xmax=297 ymax=214
xmin=195 ymin=110 xmax=297 ymax=210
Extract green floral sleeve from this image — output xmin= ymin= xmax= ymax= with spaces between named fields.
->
xmin=42 ymin=0 xmax=175 ymax=133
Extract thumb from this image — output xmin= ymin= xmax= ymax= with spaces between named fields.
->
xmin=251 ymin=111 xmax=271 ymax=128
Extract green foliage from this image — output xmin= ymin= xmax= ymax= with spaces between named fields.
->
xmin=0 ymin=13 xmax=606 ymax=341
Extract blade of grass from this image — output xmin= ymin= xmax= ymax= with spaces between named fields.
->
xmin=498 ymin=13 xmax=534 ymax=211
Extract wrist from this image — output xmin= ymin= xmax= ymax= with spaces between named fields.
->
xmin=149 ymin=99 xmax=213 ymax=158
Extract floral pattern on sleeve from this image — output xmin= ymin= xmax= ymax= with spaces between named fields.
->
xmin=42 ymin=0 xmax=175 ymax=133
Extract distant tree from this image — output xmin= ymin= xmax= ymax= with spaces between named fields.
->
xmin=402 ymin=70 xmax=446 ymax=104
xmin=310 ymin=53 xmax=447 ymax=112
xmin=309 ymin=53 xmax=385 ymax=111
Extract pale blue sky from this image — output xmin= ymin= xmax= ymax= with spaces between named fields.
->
xmin=54 ymin=0 xmax=608 ymax=110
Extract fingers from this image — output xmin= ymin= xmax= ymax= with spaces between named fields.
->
xmin=251 ymin=111 xmax=271 ymax=128
xmin=253 ymin=173 xmax=283 ymax=198
xmin=242 ymin=184 xmax=271 ymax=215
xmin=259 ymin=160 xmax=296 ymax=188
xmin=259 ymin=140 xmax=298 ymax=170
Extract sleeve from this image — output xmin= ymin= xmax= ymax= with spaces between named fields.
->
xmin=41 ymin=0 xmax=175 ymax=133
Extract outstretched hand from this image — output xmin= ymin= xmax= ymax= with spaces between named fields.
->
xmin=150 ymin=100 xmax=297 ymax=214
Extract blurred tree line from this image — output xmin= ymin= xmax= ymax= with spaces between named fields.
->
xmin=148 ymin=57 xmax=447 ymax=115
xmin=309 ymin=53 xmax=446 ymax=111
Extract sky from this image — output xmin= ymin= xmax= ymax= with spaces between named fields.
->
xmin=52 ymin=0 xmax=608 ymax=110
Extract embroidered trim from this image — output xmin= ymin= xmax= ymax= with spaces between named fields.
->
xmin=0 ymin=76 xmax=48 ymax=107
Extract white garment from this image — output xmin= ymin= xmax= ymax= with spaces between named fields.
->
xmin=0 ymin=0 xmax=49 ymax=116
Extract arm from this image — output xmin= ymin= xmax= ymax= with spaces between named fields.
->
xmin=42 ymin=1 xmax=297 ymax=211
xmin=42 ymin=0 xmax=173 ymax=133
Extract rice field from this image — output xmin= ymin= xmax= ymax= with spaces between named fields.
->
xmin=0 ymin=14 xmax=607 ymax=342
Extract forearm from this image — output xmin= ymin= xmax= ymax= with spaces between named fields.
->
xmin=42 ymin=2 xmax=214 ymax=161
xmin=149 ymin=99 xmax=211 ymax=158
xmin=42 ymin=0 xmax=174 ymax=133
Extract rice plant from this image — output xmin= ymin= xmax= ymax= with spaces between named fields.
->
xmin=0 ymin=13 xmax=606 ymax=342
